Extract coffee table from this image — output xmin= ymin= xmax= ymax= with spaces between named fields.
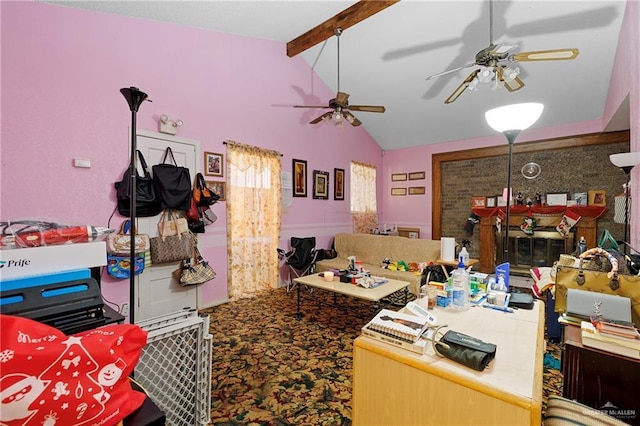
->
xmin=292 ymin=273 xmax=410 ymax=320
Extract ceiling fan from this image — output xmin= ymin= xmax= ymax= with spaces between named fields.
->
xmin=294 ymin=28 xmax=385 ymax=127
xmin=426 ymin=0 xmax=579 ymax=104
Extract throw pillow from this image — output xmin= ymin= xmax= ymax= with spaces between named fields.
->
xmin=0 ymin=314 xmax=147 ymax=426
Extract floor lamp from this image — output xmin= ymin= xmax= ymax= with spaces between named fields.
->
xmin=609 ymin=152 xmax=640 ymax=254
xmin=485 ymin=103 xmax=544 ymax=264
xmin=120 ymin=86 xmax=149 ymax=324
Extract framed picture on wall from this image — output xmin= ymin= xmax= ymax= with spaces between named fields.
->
xmin=408 ymin=171 xmax=426 ymax=180
xmin=206 ymin=181 xmax=226 ymax=202
xmin=292 ymin=159 xmax=307 ymax=197
xmin=486 ymin=196 xmax=497 ymax=208
xmin=391 ymin=188 xmax=407 ymax=196
xmin=408 ymin=186 xmax=426 ymax=195
xmin=391 ymin=173 xmax=407 ymax=182
xmin=313 ymin=170 xmax=329 ymax=200
xmin=334 ymin=168 xmax=345 ymax=200
xmin=204 ymin=152 xmax=223 ymax=177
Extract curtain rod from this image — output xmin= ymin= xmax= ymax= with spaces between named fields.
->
xmin=222 ymin=141 xmax=283 ymax=157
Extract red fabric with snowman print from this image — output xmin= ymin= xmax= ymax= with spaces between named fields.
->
xmin=0 ymin=314 xmax=147 ymax=426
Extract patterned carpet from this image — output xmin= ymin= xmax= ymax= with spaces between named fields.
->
xmin=201 ymin=287 xmax=563 ymax=425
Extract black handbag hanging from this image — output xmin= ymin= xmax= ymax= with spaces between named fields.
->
xmin=152 ymin=147 xmax=192 ymax=211
xmin=114 ymin=150 xmax=162 ymax=217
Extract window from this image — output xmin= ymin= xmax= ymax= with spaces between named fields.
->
xmin=350 ymin=161 xmax=377 ymax=213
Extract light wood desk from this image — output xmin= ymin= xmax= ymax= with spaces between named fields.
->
xmin=352 ymin=301 xmax=545 ymax=425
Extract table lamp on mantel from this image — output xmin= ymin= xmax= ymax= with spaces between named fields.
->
xmin=609 ymin=151 xmax=640 ymax=254
xmin=485 ymin=103 xmax=544 ymax=264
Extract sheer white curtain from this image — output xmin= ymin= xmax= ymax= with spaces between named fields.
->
xmin=350 ymin=161 xmax=378 ymax=233
xmin=226 ymin=141 xmax=282 ymax=299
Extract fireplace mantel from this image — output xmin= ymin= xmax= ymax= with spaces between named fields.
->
xmin=473 ymin=206 xmax=608 ymax=274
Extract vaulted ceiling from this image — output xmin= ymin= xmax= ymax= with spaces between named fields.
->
xmin=42 ymin=1 xmax=629 ymax=151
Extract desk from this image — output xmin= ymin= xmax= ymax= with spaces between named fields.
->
xmin=562 ymin=325 xmax=640 ymax=425
xmin=293 ymin=273 xmax=409 ymax=320
xmin=352 ymin=301 xmax=544 ymax=425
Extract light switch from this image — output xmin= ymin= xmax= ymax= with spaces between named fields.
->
xmin=73 ymin=158 xmax=91 ymax=168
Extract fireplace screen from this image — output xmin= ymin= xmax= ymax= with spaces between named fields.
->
xmin=496 ymin=230 xmax=573 ymax=273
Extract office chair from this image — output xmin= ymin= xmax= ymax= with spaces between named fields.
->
xmin=277 ymin=237 xmax=318 ymax=293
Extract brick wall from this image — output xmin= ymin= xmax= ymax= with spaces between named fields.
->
xmin=441 ymin=141 xmax=629 ymax=260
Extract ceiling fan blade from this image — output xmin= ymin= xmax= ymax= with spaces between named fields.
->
xmin=426 ymin=62 xmax=475 ymax=80
xmin=294 ymin=105 xmax=331 ymax=109
xmin=310 ymin=112 xmax=333 ymax=124
xmin=444 ymin=69 xmax=480 ymax=104
xmin=511 ymin=48 xmax=579 ymax=62
xmin=344 ymin=111 xmax=362 ymax=127
xmin=348 ymin=105 xmax=386 ymax=113
xmin=335 ymin=91 xmax=350 ymax=106
xmin=496 ymin=67 xmax=525 ymax=92
xmin=286 ymin=0 xmax=400 ymax=57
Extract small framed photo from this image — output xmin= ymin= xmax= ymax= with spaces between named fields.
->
xmin=204 ymin=152 xmax=224 ymax=177
xmin=206 ymin=181 xmax=226 ymax=202
xmin=334 ymin=168 xmax=345 ymax=201
xmin=588 ymin=190 xmax=607 ymax=206
xmin=546 ymin=192 xmax=569 ymax=206
xmin=471 ymin=196 xmax=486 ymax=208
xmin=292 ymin=159 xmax=307 ymax=197
xmin=408 ymin=171 xmax=426 ymax=181
xmin=312 ymin=170 xmax=329 ymax=200
xmin=486 ymin=196 xmax=497 ymax=208
xmin=574 ymin=192 xmax=588 ymax=206
xmin=391 ymin=187 xmax=407 ymax=196
xmin=408 ymin=186 xmax=425 ymax=195
xmin=391 ymin=173 xmax=407 ymax=182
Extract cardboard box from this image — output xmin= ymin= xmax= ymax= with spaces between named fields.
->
xmin=0 ymin=242 xmax=106 ymax=280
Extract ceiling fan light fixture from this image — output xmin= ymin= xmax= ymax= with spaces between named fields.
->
xmin=333 ymin=110 xmax=343 ymax=122
xmin=503 ymin=66 xmax=520 ymax=82
xmin=478 ymin=67 xmax=495 ymax=83
xmin=345 ymin=114 xmax=355 ymax=124
xmin=468 ymin=77 xmax=480 ymax=91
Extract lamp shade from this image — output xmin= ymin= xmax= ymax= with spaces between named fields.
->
xmin=610 ymin=152 xmax=640 ymax=168
xmin=485 ymin=103 xmax=544 ymax=132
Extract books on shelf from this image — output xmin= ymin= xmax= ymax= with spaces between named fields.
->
xmin=580 ymin=321 xmax=640 ymax=359
xmin=360 ymin=327 xmax=427 ymax=354
xmin=364 ymin=308 xmax=430 ymax=343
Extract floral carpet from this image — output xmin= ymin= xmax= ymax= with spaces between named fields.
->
xmin=201 ymin=287 xmax=563 ymax=425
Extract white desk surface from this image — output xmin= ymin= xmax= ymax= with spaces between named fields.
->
xmin=293 ymin=273 xmax=409 ymax=302
xmin=356 ymin=300 xmax=544 ymax=402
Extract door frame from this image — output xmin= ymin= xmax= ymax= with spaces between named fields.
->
xmin=131 ymin=129 xmax=203 ymax=320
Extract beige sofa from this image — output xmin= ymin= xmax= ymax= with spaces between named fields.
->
xmin=315 ymin=233 xmax=441 ymax=295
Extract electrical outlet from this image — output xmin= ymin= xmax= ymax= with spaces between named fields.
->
xmin=121 ymin=303 xmax=129 ymax=316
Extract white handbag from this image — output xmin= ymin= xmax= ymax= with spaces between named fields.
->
xmin=157 ymin=209 xmax=189 ymax=240
xmin=106 ymin=220 xmax=150 ymax=255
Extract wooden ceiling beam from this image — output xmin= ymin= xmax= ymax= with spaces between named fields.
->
xmin=286 ymin=0 xmax=400 ymax=57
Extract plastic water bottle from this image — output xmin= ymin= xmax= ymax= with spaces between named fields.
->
xmin=459 ymin=245 xmax=470 ymax=265
xmin=450 ymin=256 xmax=470 ymax=311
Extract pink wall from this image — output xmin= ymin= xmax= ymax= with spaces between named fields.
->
xmin=0 ymin=2 xmax=382 ymax=308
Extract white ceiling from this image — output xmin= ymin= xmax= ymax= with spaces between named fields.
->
xmin=42 ymin=1 xmax=629 ymax=151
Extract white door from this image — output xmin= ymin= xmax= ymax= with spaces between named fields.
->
xmin=133 ymin=130 xmax=200 ymax=322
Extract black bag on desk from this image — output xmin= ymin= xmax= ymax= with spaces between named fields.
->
xmin=434 ymin=330 xmax=496 ymax=371
xmin=152 ymin=147 xmax=192 ymax=211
